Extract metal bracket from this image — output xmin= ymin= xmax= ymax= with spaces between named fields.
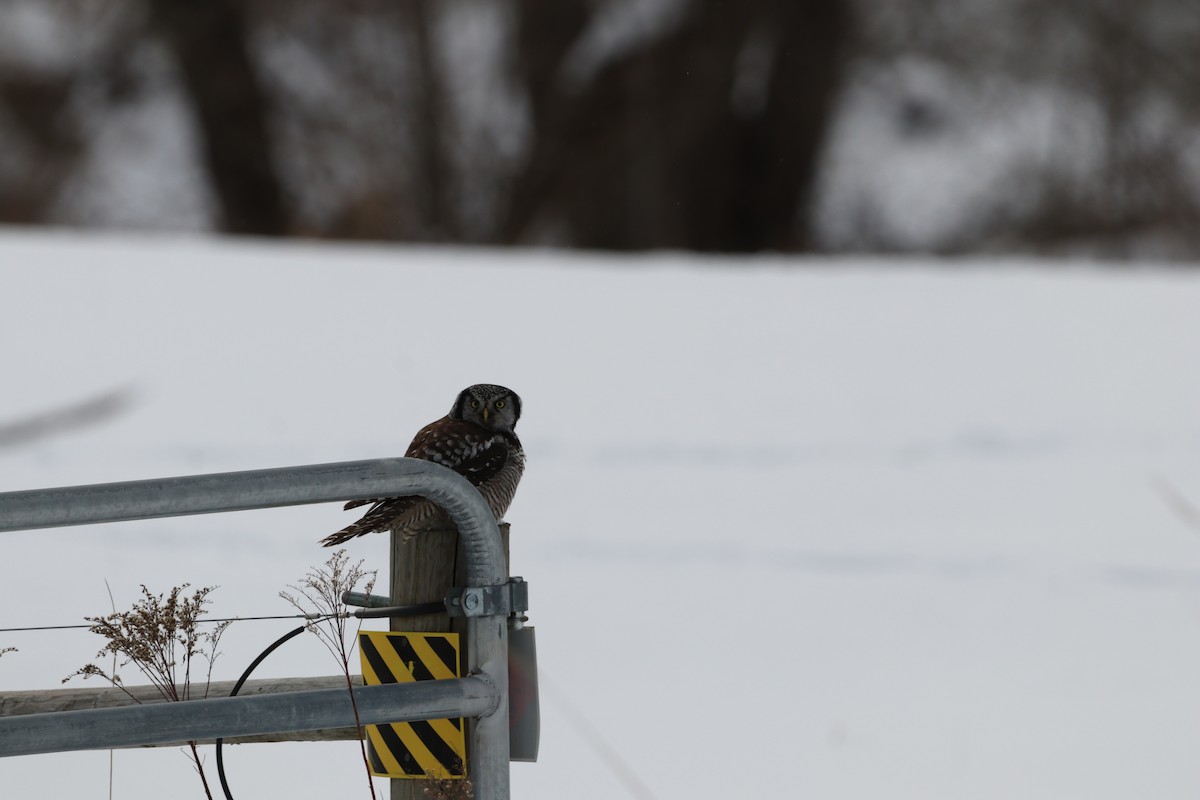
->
xmin=445 ymin=576 xmax=529 ymax=618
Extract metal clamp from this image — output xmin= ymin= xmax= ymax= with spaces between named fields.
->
xmin=445 ymin=576 xmax=529 ymax=618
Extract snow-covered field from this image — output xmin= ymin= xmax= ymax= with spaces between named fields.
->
xmin=2 ymin=229 xmax=1200 ymax=799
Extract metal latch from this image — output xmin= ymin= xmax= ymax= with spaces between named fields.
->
xmin=445 ymin=576 xmax=529 ymax=618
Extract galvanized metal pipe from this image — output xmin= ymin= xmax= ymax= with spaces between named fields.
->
xmin=0 ymin=677 xmax=499 ymax=757
xmin=0 ymin=458 xmax=505 ymax=587
xmin=467 ymin=615 xmax=510 ymax=797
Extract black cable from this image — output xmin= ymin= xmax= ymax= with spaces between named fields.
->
xmin=212 ymin=601 xmax=443 ymax=800
xmin=215 ymin=622 xmax=314 ymax=800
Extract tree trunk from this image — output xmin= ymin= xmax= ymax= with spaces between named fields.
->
xmin=147 ymin=0 xmax=287 ymax=236
xmin=502 ymin=0 xmax=851 ymax=252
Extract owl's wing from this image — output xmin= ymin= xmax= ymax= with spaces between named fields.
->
xmin=406 ymin=417 xmax=513 ymax=488
xmin=338 ymin=438 xmax=506 ymax=513
xmin=452 ymin=437 xmax=513 ymax=487
xmin=338 ymin=440 xmax=506 ymax=515
xmin=338 ymin=417 xmax=457 ymax=512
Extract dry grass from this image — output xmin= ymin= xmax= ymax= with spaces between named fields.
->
xmin=280 ymin=549 xmax=378 ymax=800
xmin=64 ymin=584 xmax=229 ymax=799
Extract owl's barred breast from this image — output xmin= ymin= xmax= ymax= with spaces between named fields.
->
xmin=478 ymin=446 xmax=525 ymax=519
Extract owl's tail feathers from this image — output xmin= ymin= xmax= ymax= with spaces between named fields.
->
xmin=321 ymin=498 xmax=402 ymax=546
xmin=321 ymin=507 xmax=385 ymax=546
xmin=320 ymin=522 xmax=372 ymax=547
xmin=321 ymin=496 xmax=420 ymax=547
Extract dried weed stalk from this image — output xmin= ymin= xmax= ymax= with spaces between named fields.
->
xmin=0 ymin=646 xmax=15 ymax=659
xmin=280 ymin=549 xmax=378 ymax=800
xmin=64 ymin=584 xmax=230 ymax=799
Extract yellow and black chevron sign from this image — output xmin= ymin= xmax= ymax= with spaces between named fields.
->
xmin=359 ymin=631 xmax=467 ymax=780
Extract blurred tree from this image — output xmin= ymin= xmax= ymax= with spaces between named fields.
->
xmin=3 ymin=0 xmax=1198 ymax=258
xmin=0 ymin=3 xmax=117 ymax=224
xmin=147 ymin=0 xmax=287 ymax=235
xmin=848 ymin=0 xmax=1200 ymax=257
xmin=504 ymin=0 xmax=852 ymax=251
xmin=397 ymin=0 xmax=453 ymax=240
xmin=0 ymin=388 xmax=131 ymax=450
xmin=1014 ymin=0 xmax=1200 ymax=255
xmin=0 ymin=0 xmax=851 ymax=251
xmin=0 ymin=68 xmax=81 ymax=223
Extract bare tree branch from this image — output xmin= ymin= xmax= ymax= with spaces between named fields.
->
xmin=0 ymin=387 xmax=133 ymax=450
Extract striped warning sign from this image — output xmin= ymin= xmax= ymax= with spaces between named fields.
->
xmin=359 ymin=631 xmax=467 ymax=780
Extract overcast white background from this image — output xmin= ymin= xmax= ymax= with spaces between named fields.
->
xmin=3 ymin=230 xmax=1200 ymax=798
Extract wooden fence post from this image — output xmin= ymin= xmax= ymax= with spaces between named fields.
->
xmin=388 ymin=522 xmax=509 ymax=799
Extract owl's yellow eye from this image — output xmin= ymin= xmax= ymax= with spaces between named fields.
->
xmin=471 ymin=400 xmax=480 ymax=410
xmin=495 ymin=400 xmax=505 ymax=409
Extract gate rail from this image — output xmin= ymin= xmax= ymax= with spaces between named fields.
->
xmin=0 ymin=458 xmax=511 ymax=799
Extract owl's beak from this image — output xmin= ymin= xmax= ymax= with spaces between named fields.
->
xmin=482 ymin=407 xmax=490 ymax=423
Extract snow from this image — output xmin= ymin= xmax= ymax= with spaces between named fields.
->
xmin=2 ymin=228 xmax=1200 ymax=799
